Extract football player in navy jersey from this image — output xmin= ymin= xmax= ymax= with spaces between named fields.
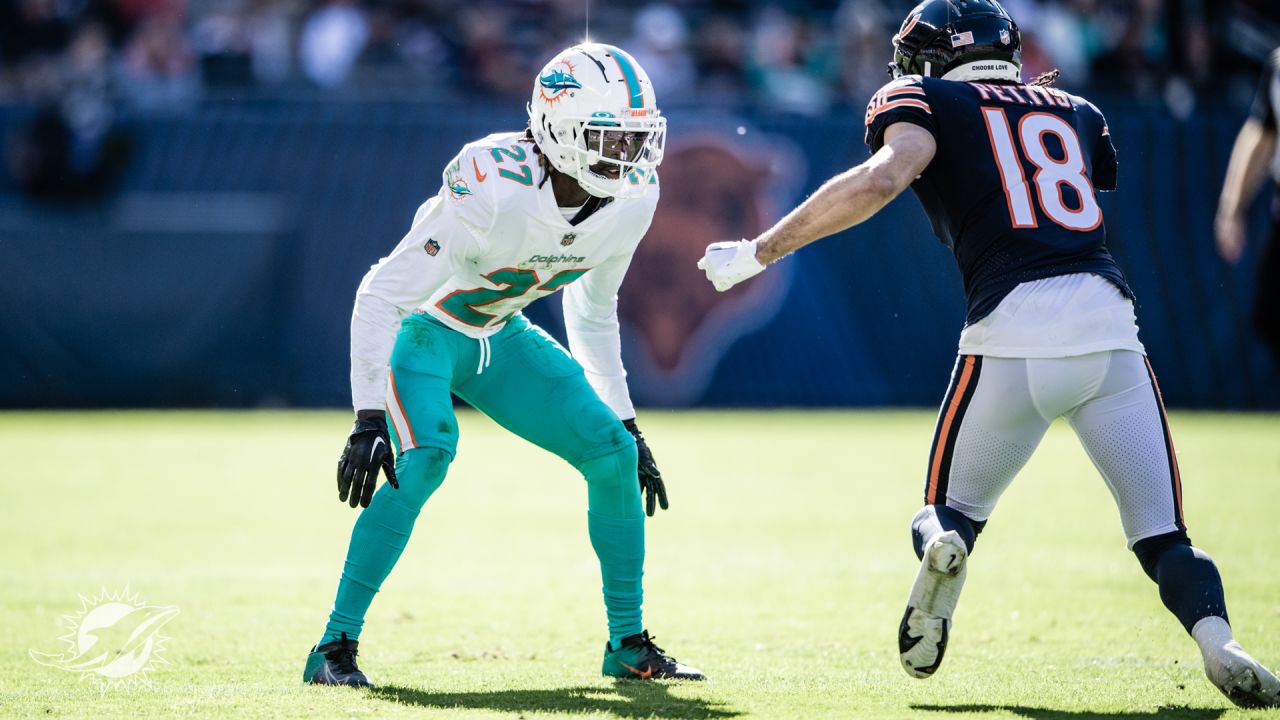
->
xmin=699 ymin=0 xmax=1279 ymax=708
xmin=1217 ymin=47 xmax=1280 ymax=367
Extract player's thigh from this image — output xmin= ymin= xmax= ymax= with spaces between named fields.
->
xmin=456 ymin=315 xmax=631 ymax=468
xmin=925 ymin=355 xmax=1050 ymax=521
xmin=1253 ymin=219 xmax=1280 ymax=358
xmin=1066 ymin=350 xmax=1184 ymax=547
xmin=385 ymin=313 xmax=469 ymax=457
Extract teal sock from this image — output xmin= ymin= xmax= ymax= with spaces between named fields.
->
xmin=318 ymin=448 xmax=449 ymax=647
xmin=579 ymin=444 xmax=645 ymax=647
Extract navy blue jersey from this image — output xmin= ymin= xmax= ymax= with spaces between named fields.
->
xmin=1249 ymin=48 xmax=1280 ymax=202
xmin=1250 ymin=48 xmax=1279 ymax=134
xmin=865 ymin=75 xmax=1134 ymax=323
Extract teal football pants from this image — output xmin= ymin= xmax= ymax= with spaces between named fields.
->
xmin=321 ymin=313 xmax=644 ymax=647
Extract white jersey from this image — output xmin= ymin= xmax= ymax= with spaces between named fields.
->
xmin=350 ymin=131 xmax=659 ymax=419
xmin=957 ymin=272 xmax=1145 ymax=358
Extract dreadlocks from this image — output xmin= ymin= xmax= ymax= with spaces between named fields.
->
xmin=1029 ymin=69 xmax=1060 ymax=87
xmin=523 ymin=127 xmax=555 ymax=189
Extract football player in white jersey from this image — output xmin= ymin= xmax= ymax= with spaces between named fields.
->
xmin=304 ymin=43 xmax=704 ymax=686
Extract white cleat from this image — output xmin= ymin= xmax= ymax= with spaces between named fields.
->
xmin=1197 ymin=622 xmax=1280 ymax=708
xmin=899 ymin=530 xmax=968 ymax=679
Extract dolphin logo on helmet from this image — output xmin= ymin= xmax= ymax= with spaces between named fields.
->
xmin=537 ymin=61 xmax=583 ymax=105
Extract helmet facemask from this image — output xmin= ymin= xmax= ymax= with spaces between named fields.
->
xmin=535 ymin=109 xmax=666 ymax=199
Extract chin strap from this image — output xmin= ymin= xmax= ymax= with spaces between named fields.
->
xmin=568 ymin=195 xmax=612 ymax=226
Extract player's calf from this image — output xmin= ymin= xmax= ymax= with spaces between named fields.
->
xmin=899 ymin=529 xmax=969 ymax=679
xmin=1134 ymin=533 xmax=1279 ymax=708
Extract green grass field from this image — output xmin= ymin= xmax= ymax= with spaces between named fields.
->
xmin=2 ymin=410 xmax=1279 ymax=719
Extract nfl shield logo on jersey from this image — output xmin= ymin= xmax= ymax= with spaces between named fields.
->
xmin=424 ymin=239 xmax=441 ymax=256
xmin=560 ymin=232 xmax=577 ymax=247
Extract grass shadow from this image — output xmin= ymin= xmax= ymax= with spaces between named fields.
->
xmin=373 ymin=681 xmax=740 ymax=719
xmin=912 ymin=704 xmax=1228 ymax=720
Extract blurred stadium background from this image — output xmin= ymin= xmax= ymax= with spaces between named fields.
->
xmin=3 ymin=0 xmax=1280 ymax=410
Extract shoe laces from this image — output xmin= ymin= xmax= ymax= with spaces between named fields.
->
xmin=627 ymin=631 xmax=674 ymax=664
xmin=325 ymin=633 xmax=361 ymax=675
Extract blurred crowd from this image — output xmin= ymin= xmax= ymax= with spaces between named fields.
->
xmin=2 ymin=0 xmax=1279 ymax=114
xmin=3 ymin=0 xmax=1280 ymax=113
xmin=9 ymin=0 xmax=1277 ymax=199
xmin=0 ymin=0 xmax=1274 ymax=113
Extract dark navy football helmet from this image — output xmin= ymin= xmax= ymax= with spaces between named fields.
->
xmin=889 ymin=0 xmax=1021 ymax=82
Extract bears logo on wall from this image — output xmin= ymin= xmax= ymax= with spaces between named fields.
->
xmin=619 ymin=127 xmax=801 ymax=405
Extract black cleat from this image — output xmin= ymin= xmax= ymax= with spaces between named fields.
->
xmin=303 ymin=633 xmax=373 ymax=687
xmin=602 ymin=630 xmax=706 ymax=680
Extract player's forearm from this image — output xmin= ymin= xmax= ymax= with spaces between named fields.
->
xmin=755 ymin=163 xmax=899 ymax=265
xmin=564 ymin=296 xmax=635 ymax=420
xmin=754 ymin=126 xmax=934 ymax=265
xmin=349 ymin=293 xmax=406 ymax=411
xmin=1219 ymin=120 xmax=1276 ymax=217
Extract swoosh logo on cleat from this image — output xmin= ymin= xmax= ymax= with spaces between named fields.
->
xmin=898 ymin=607 xmax=924 ymax=653
xmin=620 ymin=661 xmax=654 ymax=679
xmin=472 ymin=158 xmax=488 ymax=182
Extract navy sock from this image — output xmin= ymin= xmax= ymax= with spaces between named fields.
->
xmin=1134 ymin=532 xmax=1228 ymax=634
xmin=911 ymin=504 xmax=981 ymax=560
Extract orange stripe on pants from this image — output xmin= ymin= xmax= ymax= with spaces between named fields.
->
xmin=388 ymin=370 xmax=418 ymax=451
xmin=927 ymin=356 xmax=977 ymax=504
xmin=1143 ymin=357 xmax=1184 ymax=525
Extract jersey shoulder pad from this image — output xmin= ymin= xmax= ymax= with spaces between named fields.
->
xmin=1083 ymin=98 xmax=1110 ymax=129
xmin=864 ymin=75 xmax=935 ymax=150
xmin=1074 ymin=96 xmax=1111 ymax=138
xmin=864 ymin=75 xmax=931 ymax=126
xmin=626 ymin=169 xmax=660 ymax=202
xmin=441 ymin=140 xmax=507 ymax=235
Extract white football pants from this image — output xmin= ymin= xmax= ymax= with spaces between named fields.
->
xmin=924 ymin=350 xmax=1185 ymax=547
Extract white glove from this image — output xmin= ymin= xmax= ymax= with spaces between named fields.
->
xmin=697 ymin=239 xmax=766 ymax=292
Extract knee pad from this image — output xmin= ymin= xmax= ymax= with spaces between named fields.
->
xmin=911 ymin=504 xmax=983 ymax=560
xmin=577 ymin=441 xmax=641 ymax=518
xmin=387 ymin=447 xmax=451 ymax=511
xmin=1133 ymin=530 xmax=1192 ymax=582
xmin=577 ymin=440 xmax=638 ymax=488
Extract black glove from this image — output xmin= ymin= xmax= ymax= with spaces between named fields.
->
xmin=623 ymin=418 xmax=668 ymax=516
xmin=337 ymin=415 xmax=399 ymax=508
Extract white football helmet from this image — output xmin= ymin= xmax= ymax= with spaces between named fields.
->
xmin=528 ymin=43 xmax=666 ymax=199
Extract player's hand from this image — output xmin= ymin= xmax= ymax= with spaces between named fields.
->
xmin=697 ymin=239 xmax=766 ymax=292
xmin=337 ymin=414 xmax=399 ymax=509
xmin=1214 ymin=212 xmax=1246 ymax=265
xmin=623 ymin=419 xmax=668 ymax=516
